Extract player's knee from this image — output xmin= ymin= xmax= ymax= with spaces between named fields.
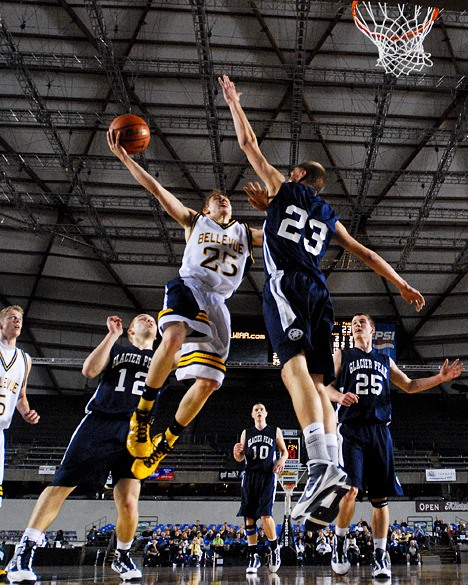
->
xmin=371 ymin=498 xmax=388 ymax=509
xmin=245 ymin=522 xmax=257 ymax=537
xmin=161 ymin=322 xmax=187 ymax=350
xmin=195 ymin=377 xmax=220 ymax=397
xmin=116 ymin=494 xmax=138 ymax=517
xmin=346 ymin=487 xmax=359 ymax=500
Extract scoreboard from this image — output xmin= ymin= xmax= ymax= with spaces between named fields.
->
xmin=332 ymin=320 xmax=354 ymax=352
xmin=229 ymin=316 xmax=396 ymax=364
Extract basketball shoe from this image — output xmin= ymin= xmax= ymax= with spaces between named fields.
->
xmin=246 ymin=553 xmax=261 ymax=574
xmin=6 ymin=537 xmax=37 ymax=582
xmin=126 ymin=409 xmax=154 ymax=459
xmin=131 ymin=433 xmax=174 ymax=480
xmin=111 ymin=549 xmax=142 ymax=580
xmin=331 ymin=535 xmax=350 ymax=576
xmin=304 ymin=484 xmax=349 ymax=532
xmin=291 ymin=459 xmax=350 ymax=521
xmin=372 ymin=548 xmax=391 ymax=579
xmin=268 ymin=546 xmax=281 ymax=573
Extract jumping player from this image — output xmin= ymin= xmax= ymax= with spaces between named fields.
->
xmin=7 ymin=314 xmax=158 ymax=582
xmin=327 ymin=313 xmax=463 ymax=579
xmin=220 ymin=74 xmax=425 ymax=527
xmin=234 ymin=403 xmax=288 ymax=574
xmin=107 ymin=129 xmax=262 ymax=479
xmin=0 ymin=306 xmax=39 ymax=508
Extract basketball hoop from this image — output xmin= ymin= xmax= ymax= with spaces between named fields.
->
xmin=283 ymin=483 xmax=296 ymax=493
xmin=352 ymin=2 xmax=440 ymax=77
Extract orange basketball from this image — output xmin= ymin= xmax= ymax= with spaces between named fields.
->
xmin=109 ymin=114 xmax=150 ymax=154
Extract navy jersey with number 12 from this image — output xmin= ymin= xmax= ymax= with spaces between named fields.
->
xmin=86 ymin=343 xmax=153 ymax=418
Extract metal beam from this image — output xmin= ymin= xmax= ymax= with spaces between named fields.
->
xmin=289 ymin=0 xmax=311 ymax=168
xmin=397 ymin=95 xmax=468 ymax=269
xmin=190 ymin=0 xmax=226 ymax=190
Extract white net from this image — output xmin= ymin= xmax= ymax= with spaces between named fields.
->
xmin=352 ymin=2 xmax=440 ymax=77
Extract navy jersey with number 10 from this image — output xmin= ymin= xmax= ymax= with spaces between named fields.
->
xmin=86 ymin=343 xmax=153 ymax=418
xmin=244 ymin=424 xmax=277 ymax=474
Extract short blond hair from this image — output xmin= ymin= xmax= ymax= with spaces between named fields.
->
xmin=0 ymin=305 xmax=24 ymax=322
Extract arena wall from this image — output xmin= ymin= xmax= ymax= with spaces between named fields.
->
xmin=1 ymin=499 xmax=463 ymax=540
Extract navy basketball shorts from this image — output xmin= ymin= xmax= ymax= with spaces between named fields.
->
xmin=338 ymin=422 xmax=404 ymax=499
xmin=237 ymin=471 xmax=277 ymax=520
xmin=52 ymin=413 xmax=138 ymax=490
xmin=263 ymin=270 xmax=335 ymax=384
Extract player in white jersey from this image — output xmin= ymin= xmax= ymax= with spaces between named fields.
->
xmin=108 ymin=130 xmax=262 ymax=479
xmin=0 ymin=306 xmax=40 ymax=506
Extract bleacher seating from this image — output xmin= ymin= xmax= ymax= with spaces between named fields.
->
xmin=394 ymin=450 xmax=434 ymax=471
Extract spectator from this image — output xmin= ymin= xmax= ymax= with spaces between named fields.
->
xmin=172 ymin=546 xmax=186 ymax=568
xmin=406 ymin=539 xmax=421 ymax=566
xmin=54 ymin=530 xmax=64 ymax=548
xmin=143 ymin=538 xmax=161 ymax=567
xmin=303 ymin=530 xmax=315 ymax=565
xmin=315 ymin=537 xmax=332 ymax=565
xmin=86 ymin=526 xmax=98 ymax=546
xmin=212 ymin=533 xmax=224 ymax=556
xmin=187 ymin=537 xmax=202 ymax=567
xmin=296 ymin=537 xmax=305 ymax=566
xmin=347 ymin=534 xmax=360 ymax=566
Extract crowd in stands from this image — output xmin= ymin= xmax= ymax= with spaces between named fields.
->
xmin=128 ymin=515 xmax=463 ymax=568
xmin=3 ymin=514 xmax=466 ymax=569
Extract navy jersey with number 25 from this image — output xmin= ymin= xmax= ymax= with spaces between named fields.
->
xmin=337 ymin=347 xmax=392 ymax=425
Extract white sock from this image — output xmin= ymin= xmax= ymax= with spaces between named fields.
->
xmin=24 ymin=527 xmax=43 ymax=544
xmin=335 ymin=526 xmax=348 ymax=538
xmin=303 ymin=422 xmax=329 ymax=461
xmin=325 ymin=433 xmax=339 ymax=465
xmin=117 ymin=540 xmax=132 ymax=551
xmin=374 ymin=538 xmax=387 ymax=552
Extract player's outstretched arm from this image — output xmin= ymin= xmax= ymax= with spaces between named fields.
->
xmin=334 ymin=221 xmax=425 ymax=312
xmin=107 ymin=129 xmax=195 ymax=228
xmin=390 ymin=358 xmax=464 ymax=394
xmin=82 ymin=316 xmax=122 ymax=379
xmin=243 ymin=182 xmax=270 ymax=212
xmin=219 ymin=75 xmax=284 ymax=195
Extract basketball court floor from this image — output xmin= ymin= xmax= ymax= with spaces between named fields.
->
xmin=18 ymin=563 xmax=467 ymax=585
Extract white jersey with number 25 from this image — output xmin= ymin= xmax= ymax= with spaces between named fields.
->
xmin=179 ymin=214 xmax=254 ymax=300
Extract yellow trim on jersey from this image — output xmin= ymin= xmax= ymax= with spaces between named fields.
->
xmin=158 ymin=308 xmax=210 ymax=325
xmin=178 ymin=351 xmax=226 ymax=372
xmin=0 ymin=348 xmax=18 ymax=371
xmin=188 ymin=213 xmax=202 ymax=239
xmin=0 ymin=485 xmax=3 ymax=496
xmin=211 ymin=217 xmax=237 ymax=229
xmin=243 ymin=222 xmax=255 ymax=262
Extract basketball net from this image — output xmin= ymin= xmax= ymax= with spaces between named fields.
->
xmin=352 ymin=2 xmax=440 ymax=77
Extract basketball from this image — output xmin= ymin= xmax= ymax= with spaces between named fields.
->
xmin=109 ymin=114 xmax=150 ymax=154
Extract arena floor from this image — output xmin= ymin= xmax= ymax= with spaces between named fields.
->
xmin=21 ymin=563 xmax=468 ymax=585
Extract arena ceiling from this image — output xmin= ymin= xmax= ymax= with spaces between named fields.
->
xmin=0 ymin=0 xmax=467 ymax=395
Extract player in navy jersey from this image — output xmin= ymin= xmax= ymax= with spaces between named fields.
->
xmin=220 ymin=74 xmax=426 ymax=528
xmin=326 ymin=313 xmax=463 ymax=578
xmin=233 ymin=403 xmax=288 ymax=574
xmin=7 ymin=314 xmax=159 ymax=582
xmin=108 ymin=130 xmax=262 ymax=480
